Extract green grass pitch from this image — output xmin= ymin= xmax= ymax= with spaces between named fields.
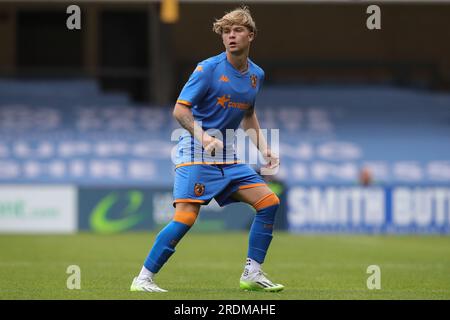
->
xmin=0 ymin=232 xmax=449 ymax=299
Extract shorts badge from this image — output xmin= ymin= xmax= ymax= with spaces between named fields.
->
xmin=194 ymin=183 xmax=205 ymax=197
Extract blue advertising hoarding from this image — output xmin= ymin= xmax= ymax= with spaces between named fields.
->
xmin=287 ymin=186 xmax=450 ymax=233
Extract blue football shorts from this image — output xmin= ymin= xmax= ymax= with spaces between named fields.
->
xmin=173 ymin=163 xmax=267 ymax=207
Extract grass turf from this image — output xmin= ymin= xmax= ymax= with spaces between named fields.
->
xmin=0 ymin=232 xmax=449 ymax=299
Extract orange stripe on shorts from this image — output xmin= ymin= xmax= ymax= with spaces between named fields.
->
xmin=173 ymin=211 xmax=198 ymax=226
xmin=253 ymin=193 xmax=280 ymax=211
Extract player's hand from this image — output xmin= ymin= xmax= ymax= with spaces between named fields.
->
xmin=202 ymin=133 xmax=224 ymax=156
xmin=263 ymin=149 xmax=280 ymax=170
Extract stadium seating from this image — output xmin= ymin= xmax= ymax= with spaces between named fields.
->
xmin=1 ymin=79 xmax=449 ymax=187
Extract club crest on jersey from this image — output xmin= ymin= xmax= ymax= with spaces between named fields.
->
xmin=194 ymin=183 xmax=205 ymax=196
xmin=250 ymin=74 xmax=258 ymax=88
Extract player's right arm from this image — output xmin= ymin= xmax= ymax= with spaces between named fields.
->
xmin=173 ymin=103 xmax=223 ymax=155
xmin=174 ymin=61 xmax=224 ymax=155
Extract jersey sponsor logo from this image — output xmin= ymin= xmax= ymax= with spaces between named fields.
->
xmin=219 ymin=75 xmax=230 ymax=82
xmin=194 ymin=183 xmax=205 ymax=196
xmin=250 ymin=74 xmax=258 ymax=88
xmin=216 ymin=94 xmax=251 ymax=110
xmin=216 ymin=95 xmax=231 ymax=108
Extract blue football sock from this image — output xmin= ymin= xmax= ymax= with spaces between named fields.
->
xmin=144 ymin=221 xmax=190 ymax=273
xmin=248 ymin=203 xmax=279 ymax=264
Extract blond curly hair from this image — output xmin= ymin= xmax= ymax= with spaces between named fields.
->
xmin=212 ymin=6 xmax=257 ymax=36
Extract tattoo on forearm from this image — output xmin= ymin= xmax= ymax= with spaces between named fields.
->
xmin=178 ymin=114 xmax=195 ymax=136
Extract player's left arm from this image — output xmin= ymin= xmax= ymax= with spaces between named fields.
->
xmin=241 ymin=107 xmax=279 ymax=170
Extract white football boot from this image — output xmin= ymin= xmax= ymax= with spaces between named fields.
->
xmin=240 ymin=269 xmax=284 ymax=292
xmin=130 ymin=277 xmax=168 ymax=292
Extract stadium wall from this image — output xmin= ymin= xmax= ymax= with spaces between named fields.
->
xmin=1 ymin=185 xmax=449 ymax=234
xmin=173 ymin=3 xmax=450 ymax=89
xmin=1 ymin=3 xmax=450 ymax=97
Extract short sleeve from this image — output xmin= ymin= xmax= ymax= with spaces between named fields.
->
xmin=176 ymin=63 xmax=211 ymax=108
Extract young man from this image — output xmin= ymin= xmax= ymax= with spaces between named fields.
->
xmin=131 ymin=6 xmax=284 ymax=293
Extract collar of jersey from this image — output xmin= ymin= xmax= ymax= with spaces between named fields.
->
xmin=223 ymin=52 xmax=250 ymax=78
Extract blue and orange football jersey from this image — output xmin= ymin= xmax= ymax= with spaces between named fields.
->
xmin=175 ymin=52 xmax=265 ymax=167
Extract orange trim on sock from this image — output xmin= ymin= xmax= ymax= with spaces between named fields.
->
xmin=253 ymin=193 xmax=280 ymax=211
xmin=173 ymin=211 xmax=198 ymax=226
xmin=238 ymin=183 xmax=267 ymax=190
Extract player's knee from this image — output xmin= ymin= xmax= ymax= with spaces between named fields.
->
xmin=253 ymin=192 xmax=280 ymax=211
xmin=173 ymin=211 xmax=198 ymax=227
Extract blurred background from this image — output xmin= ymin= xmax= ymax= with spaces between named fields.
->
xmin=1 ymin=0 xmax=450 ymax=235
